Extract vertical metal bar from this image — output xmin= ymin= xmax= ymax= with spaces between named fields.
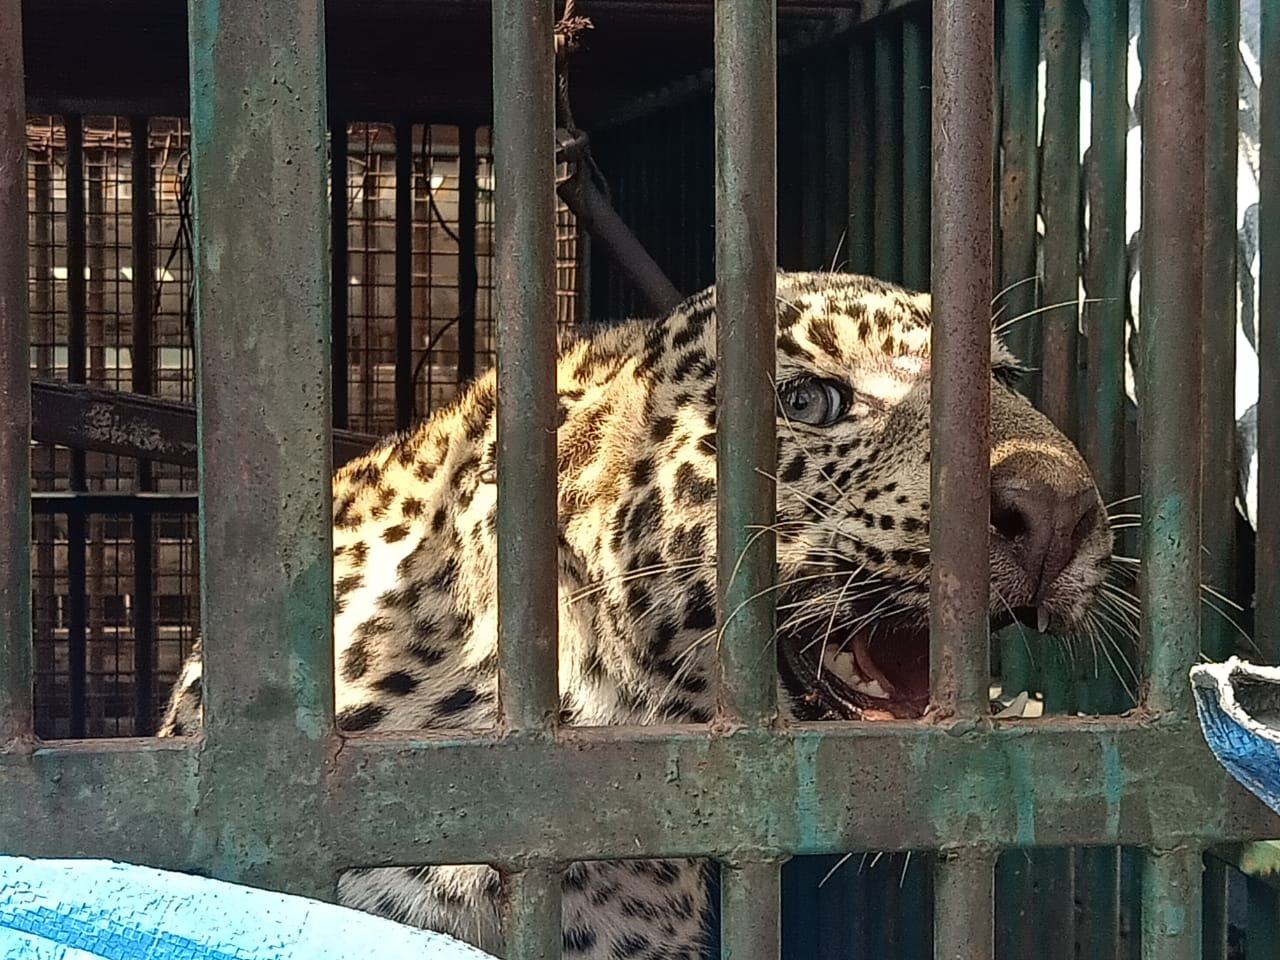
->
xmin=930 ymin=0 xmax=994 ymax=718
xmin=130 ymin=117 xmax=155 ymax=732
xmin=394 ymin=120 xmax=413 ymax=429
xmin=715 ymin=0 xmax=777 ymax=725
xmin=1040 ymin=0 xmax=1082 ymax=438
xmin=1082 ymin=0 xmax=1129 ymax=716
xmin=1246 ymin=876 xmax=1280 ymax=959
xmin=65 ymin=115 xmax=88 ymax=739
xmin=457 ymin=124 xmax=478 ymax=384
xmin=188 ymin=0 xmax=335 ymax=896
xmin=873 ymin=25 xmax=904 ymax=283
xmin=1138 ymin=0 xmax=1205 ymax=718
xmin=493 ymin=0 xmax=560 ymax=734
xmin=999 ymin=0 xmax=1041 ymax=391
xmin=1140 ymin=848 xmax=1203 ymax=960
xmin=901 ymin=16 xmax=931 ymax=291
xmin=0 ymin=0 xmax=31 ymax=743
xmin=1202 ymin=856 xmax=1230 ymax=960
xmin=503 ymin=865 xmax=562 ymax=960
xmin=1201 ymin=0 xmax=1240 ymax=664
xmin=331 ymin=119 xmax=349 ymax=430
xmin=1256 ymin=0 xmax=1280 ymax=659
xmin=823 ymin=50 xmax=849 ymax=271
xmin=801 ymin=62 xmax=826 ymax=268
xmin=721 ymin=861 xmax=781 ymax=960
xmin=934 ymin=850 xmax=994 ymax=960
xmin=847 ymin=39 xmax=874 ymax=275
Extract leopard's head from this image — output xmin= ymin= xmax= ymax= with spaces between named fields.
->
xmin=757 ymin=271 xmax=1111 ymax=720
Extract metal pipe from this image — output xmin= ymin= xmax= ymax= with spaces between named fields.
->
xmin=0 ymin=0 xmax=31 ymax=744
xmin=1140 ymin=847 xmax=1203 ymax=959
xmin=331 ymin=119 xmax=349 ymax=429
xmin=1039 ymin=0 xmax=1082 ymax=438
xmin=492 ymin=0 xmax=560 ymax=733
xmin=934 ymin=850 xmax=994 ymax=960
xmin=1201 ymin=0 xmax=1239 ymax=666
xmin=901 ymin=16 xmax=931 ymax=291
xmin=998 ymin=0 xmax=1041 ymax=395
xmin=130 ymin=117 xmax=156 ymax=732
xmin=1256 ymin=0 xmax=1280 ymax=659
xmin=502 ymin=865 xmax=562 ymax=960
xmin=395 ymin=120 xmax=413 ymax=428
xmin=1138 ymin=0 xmax=1205 ymax=719
xmin=873 ymin=24 xmax=904 ymax=283
xmin=457 ymin=124 xmax=478 ymax=383
xmin=929 ymin=0 xmax=994 ymax=718
xmin=720 ymin=860 xmax=781 ymax=960
xmin=64 ymin=115 xmax=88 ymax=739
xmin=714 ymin=0 xmax=777 ymax=725
xmin=187 ymin=0 xmax=336 ymax=898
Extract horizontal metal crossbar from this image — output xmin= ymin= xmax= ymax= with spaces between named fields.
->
xmin=2 ymin=719 xmax=1277 ymax=871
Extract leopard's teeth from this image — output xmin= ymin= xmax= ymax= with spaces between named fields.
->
xmin=820 ymin=648 xmax=891 ymax=699
xmin=851 ymin=678 xmax=891 ymax=699
xmin=1037 ymin=607 xmax=1051 ymax=633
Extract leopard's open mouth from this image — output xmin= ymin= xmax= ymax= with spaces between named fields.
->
xmin=780 ymin=607 xmax=1028 ymax=721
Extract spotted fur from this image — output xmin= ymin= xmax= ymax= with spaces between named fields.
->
xmin=159 ymin=271 xmax=1112 ymax=958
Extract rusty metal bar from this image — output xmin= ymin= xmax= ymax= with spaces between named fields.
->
xmin=1140 ymin=847 xmax=1203 ymax=959
xmin=998 ymin=0 xmax=1040 ymax=392
xmin=720 ymin=860 xmax=781 ymax=960
xmin=0 ymin=0 xmax=30 ymax=744
xmin=714 ymin=0 xmax=777 ymax=725
xmin=2 ymin=721 xmax=1279 ymax=864
xmin=1257 ymin=0 xmax=1280 ymax=659
xmin=934 ymin=849 xmax=994 ymax=960
xmin=64 ymin=114 xmax=88 ymax=739
xmin=331 ymin=119 xmax=349 ymax=429
xmin=457 ymin=123 xmax=478 ymax=383
xmin=492 ymin=0 xmax=560 ymax=735
xmin=1039 ymin=0 xmax=1082 ymax=438
xmin=187 ymin=0 xmax=335 ymax=897
xmin=395 ymin=120 xmax=414 ymax=429
xmin=1138 ymin=0 xmax=1205 ymax=719
xmin=31 ymin=380 xmax=377 ymax=468
xmin=1201 ymin=0 xmax=1240 ymax=665
xmin=130 ymin=116 xmax=156 ymax=732
xmin=873 ymin=24 xmax=904 ymax=283
xmin=503 ymin=865 xmax=562 ymax=960
xmin=1083 ymin=0 xmax=1128 ymax=513
xmin=901 ymin=16 xmax=931 ymax=291
xmin=929 ymin=0 xmax=993 ymax=718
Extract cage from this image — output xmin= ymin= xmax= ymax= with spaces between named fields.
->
xmin=3 ymin=0 xmax=1280 ymax=958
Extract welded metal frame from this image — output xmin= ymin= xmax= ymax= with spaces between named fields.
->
xmin=2 ymin=0 xmax=1279 ymax=957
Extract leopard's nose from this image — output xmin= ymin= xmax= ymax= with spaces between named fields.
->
xmin=990 ymin=478 xmax=1101 ymax=601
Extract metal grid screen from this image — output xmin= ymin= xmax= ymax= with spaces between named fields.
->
xmin=3 ymin=2 xmax=1280 ymax=960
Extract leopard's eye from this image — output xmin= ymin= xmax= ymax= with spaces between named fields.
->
xmin=778 ymin=378 xmax=849 ymax=426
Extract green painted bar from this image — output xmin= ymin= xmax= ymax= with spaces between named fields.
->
xmin=720 ymin=861 xmax=781 ymax=960
xmin=901 ymin=16 xmax=931 ymax=291
xmin=847 ymin=39 xmax=875 ymax=275
xmin=1140 ymin=848 xmax=1203 ymax=959
xmin=873 ymin=24 xmax=904 ymax=284
xmin=492 ymin=0 xmax=561 ymax=731
xmin=503 ymin=865 xmax=562 ymax=960
xmin=1257 ymin=0 xmax=1280 ymax=660
xmin=930 ymin=0 xmax=994 ymax=718
xmin=1138 ymin=0 xmax=1205 ymax=719
xmin=1040 ymin=0 xmax=1082 ymax=439
xmin=0 ymin=0 xmax=30 ymax=744
xmin=999 ymin=0 xmax=1041 ymax=397
xmin=714 ymin=0 xmax=777 ymax=725
xmin=934 ymin=850 xmax=994 ymax=959
xmin=188 ymin=0 xmax=336 ymax=898
xmin=1202 ymin=0 xmax=1241 ymax=664
xmin=2 ymin=721 xmax=1279 ymax=865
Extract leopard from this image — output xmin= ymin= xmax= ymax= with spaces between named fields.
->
xmin=158 ymin=270 xmax=1112 ymax=959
